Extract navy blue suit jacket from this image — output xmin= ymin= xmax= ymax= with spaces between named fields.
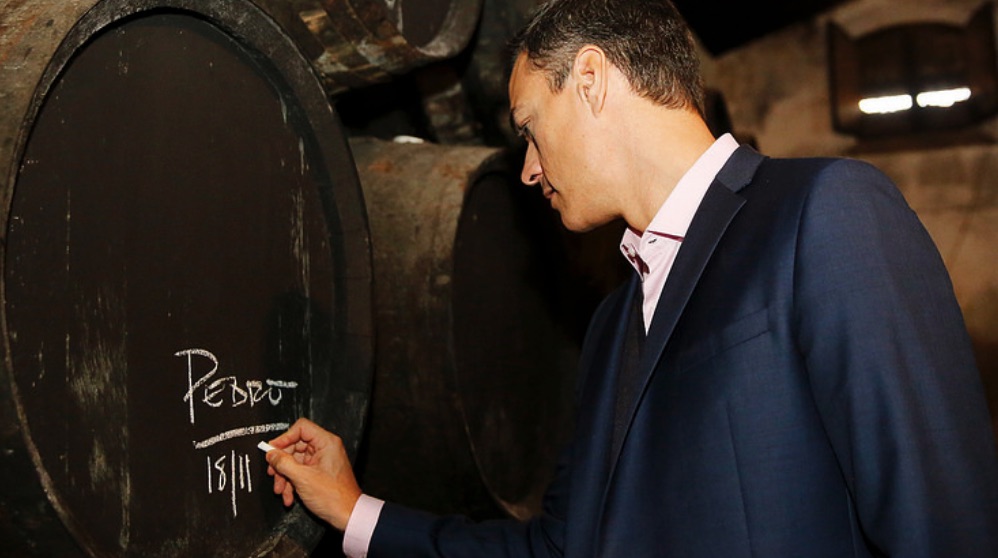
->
xmin=369 ymin=147 xmax=998 ymax=557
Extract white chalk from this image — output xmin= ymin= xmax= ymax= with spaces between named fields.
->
xmin=257 ymin=441 xmax=277 ymax=453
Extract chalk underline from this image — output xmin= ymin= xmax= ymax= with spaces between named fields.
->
xmin=192 ymin=422 xmax=290 ymax=449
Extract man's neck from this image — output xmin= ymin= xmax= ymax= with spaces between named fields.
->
xmin=612 ymin=106 xmax=716 ymax=233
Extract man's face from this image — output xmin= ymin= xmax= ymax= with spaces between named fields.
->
xmin=508 ymin=53 xmax=615 ymax=232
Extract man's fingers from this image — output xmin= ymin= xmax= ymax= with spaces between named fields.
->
xmin=269 ymin=417 xmax=321 ymax=450
xmin=266 ymin=448 xmax=292 ymax=474
xmin=266 ymin=451 xmax=300 ymax=507
xmin=267 ymin=450 xmax=300 ymax=489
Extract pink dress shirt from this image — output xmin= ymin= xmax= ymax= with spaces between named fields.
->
xmin=620 ymin=133 xmax=739 ymax=330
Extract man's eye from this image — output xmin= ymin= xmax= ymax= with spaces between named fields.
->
xmin=513 ymin=121 xmax=530 ymax=138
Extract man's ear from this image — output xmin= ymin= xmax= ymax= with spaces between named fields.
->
xmin=573 ymin=45 xmax=608 ymax=116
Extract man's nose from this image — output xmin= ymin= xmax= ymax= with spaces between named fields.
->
xmin=520 ymin=143 xmax=542 ymax=186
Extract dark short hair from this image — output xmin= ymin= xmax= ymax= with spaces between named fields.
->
xmin=510 ymin=0 xmax=705 ymax=117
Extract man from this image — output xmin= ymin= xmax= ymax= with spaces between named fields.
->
xmin=266 ymin=0 xmax=998 ymax=556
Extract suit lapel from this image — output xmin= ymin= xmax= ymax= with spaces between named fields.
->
xmin=639 ymin=181 xmax=747 ymax=381
xmin=597 ymin=146 xmax=764 ymax=528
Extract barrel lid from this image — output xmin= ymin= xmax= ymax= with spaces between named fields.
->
xmin=1 ymin=1 xmax=372 ymax=555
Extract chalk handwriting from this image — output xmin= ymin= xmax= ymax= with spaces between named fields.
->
xmin=175 ymin=348 xmax=299 ymax=425
xmin=177 ymin=348 xmax=303 ymax=518
xmin=192 ymin=423 xmax=289 ymax=450
xmin=207 ymin=450 xmax=254 ymax=517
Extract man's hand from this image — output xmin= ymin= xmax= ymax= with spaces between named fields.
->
xmin=264 ymin=417 xmax=362 ymax=531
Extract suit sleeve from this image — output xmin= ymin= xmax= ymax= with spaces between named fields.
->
xmin=793 ymin=159 xmax=998 ymax=556
xmin=366 ymin=424 xmax=573 ymax=558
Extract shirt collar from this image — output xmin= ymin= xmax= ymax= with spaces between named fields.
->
xmin=620 ymin=133 xmax=740 ymax=267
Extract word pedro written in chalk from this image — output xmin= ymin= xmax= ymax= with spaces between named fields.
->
xmin=176 ymin=348 xmax=300 ymax=517
xmin=177 ymin=348 xmax=299 ymax=425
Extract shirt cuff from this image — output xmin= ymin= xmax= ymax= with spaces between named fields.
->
xmin=342 ymin=494 xmax=385 ymax=558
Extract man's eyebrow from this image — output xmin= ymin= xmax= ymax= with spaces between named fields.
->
xmin=509 ymin=109 xmax=528 ymax=138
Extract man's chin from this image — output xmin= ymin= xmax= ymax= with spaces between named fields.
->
xmin=559 ymin=214 xmax=599 ymax=233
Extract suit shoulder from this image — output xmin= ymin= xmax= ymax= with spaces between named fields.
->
xmin=762 ymin=156 xmax=894 ymax=187
xmin=760 ymin=155 xmax=888 ymax=182
xmin=755 ymin=155 xmax=907 ymax=209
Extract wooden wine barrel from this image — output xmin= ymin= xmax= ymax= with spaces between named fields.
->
xmin=349 ymin=137 xmax=628 ymax=520
xmin=0 ymin=1 xmax=372 ymax=556
xmin=257 ymin=0 xmax=484 ymax=94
